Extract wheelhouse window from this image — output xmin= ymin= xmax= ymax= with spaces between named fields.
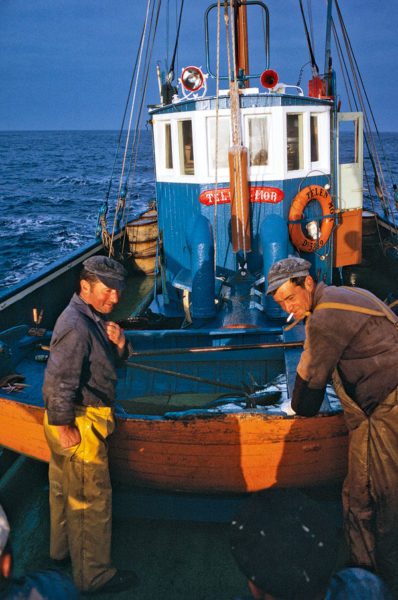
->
xmin=178 ymin=120 xmax=195 ymax=175
xmin=338 ymin=120 xmax=359 ymax=164
xmin=248 ymin=116 xmax=269 ymax=166
xmin=287 ymin=113 xmax=303 ymax=171
xmin=207 ymin=116 xmax=230 ymax=171
xmin=164 ymin=122 xmax=173 ymax=169
xmin=310 ymin=115 xmax=319 ymax=162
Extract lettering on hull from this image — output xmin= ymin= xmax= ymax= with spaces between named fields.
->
xmin=199 ymin=186 xmax=284 ymax=206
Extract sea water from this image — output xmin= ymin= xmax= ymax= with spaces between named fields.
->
xmin=0 ymin=130 xmax=154 ymax=288
xmin=0 ymin=129 xmax=397 ymax=289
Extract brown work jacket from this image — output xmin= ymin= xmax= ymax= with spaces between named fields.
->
xmin=297 ymin=282 xmax=398 ymax=415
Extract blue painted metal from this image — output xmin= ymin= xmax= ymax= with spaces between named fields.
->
xmin=282 ymin=322 xmax=305 ymax=398
xmin=121 ymin=326 xmax=285 ymax=400
xmin=261 ymin=214 xmax=289 ymax=319
xmin=119 ymin=346 xmax=284 ymax=399
xmin=157 ymin=173 xmax=333 ymax=313
xmin=186 ymin=215 xmax=216 ymax=319
xmin=149 ymin=93 xmax=332 ymax=115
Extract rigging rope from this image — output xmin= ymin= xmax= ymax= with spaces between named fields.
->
xmin=106 ymin=0 xmax=153 ymax=256
xmin=335 ymin=2 xmax=397 ymax=221
xmin=167 ymin=0 xmax=184 ymax=82
xmin=298 ymin=0 xmax=319 ymax=77
xmin=214 ymin=0 xmax=222 ymax=274
xmin=166 ymin=0 xmax=169 ymax=67
xmin=306 ymin=0 xmax=315 ymax=51
xmin=332 ymin=0 xmax=398 ymax=237
xmin=105 ymin=0 xmax=162 ymax=261
xmin=97 ymin=22 xmax=147 ymax=246
xmin=120 ymin=0 xmax=162 ymax=254
xmin=332 ymin=24 xmax=386 ymax=248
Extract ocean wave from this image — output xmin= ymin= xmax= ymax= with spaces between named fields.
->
xmin=1 ymin=129 xmax=395 ymax=286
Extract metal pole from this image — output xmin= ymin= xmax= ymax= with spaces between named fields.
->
xmin=128 ymin=339 xmax=303 ymax=358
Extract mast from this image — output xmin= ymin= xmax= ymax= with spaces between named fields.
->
xmin=228 ymin=0 xmax=251 ymax=256
xmin=324 ymin=0 xmax=333 ymax=76
xmin=235 ymin=0 xmax=249 ymax=87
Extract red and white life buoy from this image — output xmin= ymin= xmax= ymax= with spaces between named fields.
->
xmin=288 ymin=185 xmax=335 ymax=253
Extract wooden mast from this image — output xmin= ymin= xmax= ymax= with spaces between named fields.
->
xmin=228 ymin=0 xmax=251 ymax=255
xmin=235 ymin=0 xmax=249 ymax=87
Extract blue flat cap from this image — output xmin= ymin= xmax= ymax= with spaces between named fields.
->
xmin=266 ymin=257 xmax=312 ymax=295
xmin=83 ymin=256 xmax=127 ymax=291
xmin=326 ymin=568 xmax=393 ymax=599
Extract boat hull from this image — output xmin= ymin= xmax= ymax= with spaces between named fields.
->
xmin=0 ymin=396 xmax=348 ymax=493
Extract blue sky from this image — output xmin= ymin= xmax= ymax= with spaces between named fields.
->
xmin=1 ymin=0 xmax=397 ymax=131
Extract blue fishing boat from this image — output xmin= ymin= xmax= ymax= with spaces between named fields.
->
xmin=0 ymin=0 xmax=397 ymax=495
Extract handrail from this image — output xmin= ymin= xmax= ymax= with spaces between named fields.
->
xmin=204 ymin=1 xmax=270 ymax=81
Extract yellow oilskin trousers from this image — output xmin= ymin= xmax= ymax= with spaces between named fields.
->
xmin=333 ymin=371 xmax=398 ymax=596
xmin=44 ymin=406 xmax=116 ymax=592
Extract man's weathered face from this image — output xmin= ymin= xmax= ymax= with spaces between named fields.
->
xmin=81 ymin=279 xmax=121 ymax=314
xmin=273 ymin=276 xmax=314 ymax=321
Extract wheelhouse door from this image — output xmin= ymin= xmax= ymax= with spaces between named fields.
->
xmin=337 ymin=112 xmax=363 ymax=210
xmin=334 ymin=112 xmax=364 ymax=267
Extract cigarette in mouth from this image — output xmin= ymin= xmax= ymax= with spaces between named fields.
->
xmin=287 ymin=312 xmax=294 ymax=322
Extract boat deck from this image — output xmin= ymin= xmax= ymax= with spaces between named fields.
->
xmin=0 ymin=447 xmax=344 ymax=599
xmin=0 ymin=320 xmax=342 ymax=419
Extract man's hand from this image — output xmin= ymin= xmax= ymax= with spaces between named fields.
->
xmin=105 ymin=321 xmax=126 ymax=351
xmin=56 ymin=424 xmax=81 ymax=449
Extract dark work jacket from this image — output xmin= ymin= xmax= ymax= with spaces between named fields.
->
xmin=293 ymin=282 xmax=398 ymax=416
xmin=42 ymin=293 xmax=131 ymax=426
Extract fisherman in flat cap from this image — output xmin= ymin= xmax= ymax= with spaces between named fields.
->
xmin=230 ymin=488 xmax=393 ymax=600
xmin=42 ymin=256 xmax=137 ymax=594
xmin=266 ymin=256 xmax=398 ymax=596
xmin=0 ymin=504 xmax=78 ymax=599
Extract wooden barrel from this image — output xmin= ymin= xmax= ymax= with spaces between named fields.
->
xmin=125 ymin=209 xmax=160 ymax=274
xmin=127 ymin=251 xmax=159 ymax=275
xmin=126 ymin=217 xmax=158 ymax=246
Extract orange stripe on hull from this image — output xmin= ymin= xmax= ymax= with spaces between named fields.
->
xmin=110 ymin=412 xmax=347 ymax=492
xmin=0 ymin=397 xmax=50 ymax=462
xmin=0 ymin=396 xmax=348 ymax=493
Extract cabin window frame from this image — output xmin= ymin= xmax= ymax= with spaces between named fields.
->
xmin=177 ymin=118 xmax=195 ymax=176
xmin=153 ymin=112 xmax=201 ymax=181
xmin=243 ymin=112 xmax=272 ymax=176
xmin=206 ymin=114 xmax=231 ymax=177
xmin=286 ymin=112 xmax=304 ymax=172
xmin=310 ymin=113 xmax=320 ymax=163
xmin=164 ymin=122 xmax=174 ymax=170
xmin=153 ymin=118 xmax=178 ymax=178
xmin=282 ymin=107 xmax=330 ymax=179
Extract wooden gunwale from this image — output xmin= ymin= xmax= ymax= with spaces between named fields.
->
xmin=0 ymin=394 xmax=348 ymax=493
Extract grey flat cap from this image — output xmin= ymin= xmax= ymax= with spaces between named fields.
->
xmin=0 ymin=505 xmax=10 ymax=556
xmin=83 ymin=256 xmax=127 ymax=291
xmin=266 ymin=257 xmax=311 ymax=295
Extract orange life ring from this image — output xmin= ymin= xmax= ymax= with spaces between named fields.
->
xmin=288 ymin=185 xmax=335 ymax=253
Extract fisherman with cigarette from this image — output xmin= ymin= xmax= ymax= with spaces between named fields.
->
xmin=266 ymin=256 xmax=398 ymax=596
